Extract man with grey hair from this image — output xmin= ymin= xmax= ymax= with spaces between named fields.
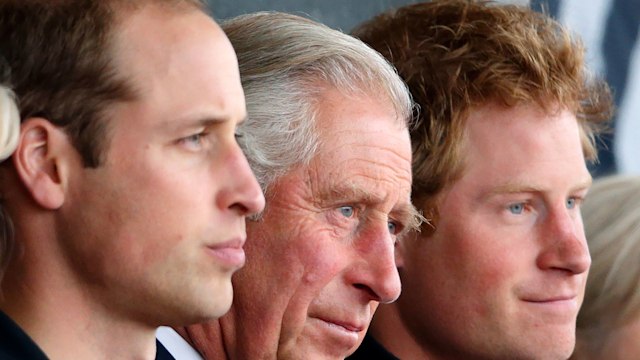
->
xmin=156 ymin=11 xmax=420 ymax=360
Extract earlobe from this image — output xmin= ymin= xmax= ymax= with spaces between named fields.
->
xmin=12 ymin=118 xmax=71 ymax=210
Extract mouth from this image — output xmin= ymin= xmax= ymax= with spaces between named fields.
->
xmin=315 ymin=317 xmax=366 ymax=333
xmin=310 ymin=315 xmax=366 ymax=349
xmin=301 ymin=316 xmax=366 ymax=357
xmin=521 ymin=295 xmax=579 ymax=313
xmin=205 ymin=237 xmax=246 ymax=269
xmin=523 ymin=294 xmax=577 ymax=303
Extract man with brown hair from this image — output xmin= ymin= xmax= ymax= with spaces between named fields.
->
xmin=0 ymin=1 xmax=264 ymax=359
xmin=349 ymin=0 xmax=613 ymax=359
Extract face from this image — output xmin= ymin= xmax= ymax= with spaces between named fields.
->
xmin=396 ymin=103 xmax=591 ymax=359
xmin=58 ymin=6 xmax=264 ymax=326
xmin=219 ymin=89 xmax=413 ymax=359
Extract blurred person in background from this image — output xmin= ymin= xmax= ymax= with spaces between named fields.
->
xmin=572 ymin=175 xmax=640 ymax=359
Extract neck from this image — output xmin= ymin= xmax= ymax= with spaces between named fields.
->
xmin=177 ymin=319 xmax=230 ymax=360
xmin=0 ymin=240 xmax=157 ymax=360
xmin=370 ymin=302 xmax=434 ymax=359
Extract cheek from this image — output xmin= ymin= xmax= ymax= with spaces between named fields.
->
xmin=413 ymin=225 xmax=522 ymax=301
xmin=87 ymin=188 xmax=206 ymax=276
xmin=446 ymin=220 xmax=525 ymax=280
xmin=243 ymin=217 xmax=350 ymax=307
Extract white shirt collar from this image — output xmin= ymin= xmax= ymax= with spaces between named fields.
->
xmin=156 ymin=326 xmax=204 ymax=360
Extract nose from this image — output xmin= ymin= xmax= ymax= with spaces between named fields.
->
xmin=217 ymin=144 xmax=265 ymax=217
xmin=348 ymin=221 xmax=402 ymax=304
xmin=536 ymin=208 xmax=591 ymax=275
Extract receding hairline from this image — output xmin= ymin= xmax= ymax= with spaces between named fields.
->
xmin=98 ymin=0 xmax=214 ymax=106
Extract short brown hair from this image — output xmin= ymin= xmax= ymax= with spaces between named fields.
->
xmin=0 ymin=0 xmax=204 ymax=167
xmin=353 ymin=0 xmax=613 ymax=218
xmin=0 ymin=0 xmax=204 ymax=281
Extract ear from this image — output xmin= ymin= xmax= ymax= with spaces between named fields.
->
xmin=12 ymin=118 xmax=76 ymax=210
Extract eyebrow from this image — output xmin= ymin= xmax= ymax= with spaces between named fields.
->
xmin=164 ymin=111 xmax=247 ymax=130
xmin=193 ymin=116 xmax=247 ymax=128
xmin=487 ymin=178 xmax=593 ymax=197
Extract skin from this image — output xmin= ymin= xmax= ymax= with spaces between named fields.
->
xmin=372 ymin=103 xmax=592 ymax=360
xmin=183 ymin=88 xmax=416 ymax=360
xmin=0 ymin=4 xmax=263 ymax=359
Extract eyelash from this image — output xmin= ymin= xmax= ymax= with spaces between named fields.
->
xmin=566 ymin=196 xmax=583 ymax=209
xmin=179 ymin=131 xmax=208 ymax=146
xmin=388 ymin=219 xmax=402 ymax=236
xmin=337 ymin=205 xmax=358 ymax=219
xmin=507 ymin=202 xmax=528 ymax=215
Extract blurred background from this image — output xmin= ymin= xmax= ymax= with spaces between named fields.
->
xmin=208 ymin=0 xmax=639 ymax=178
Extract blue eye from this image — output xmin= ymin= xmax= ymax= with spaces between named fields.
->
xmin=508 ymin=203 xmax=525 ymax=215
xmin=184 ymin=133 xmax=202 ymax=145
xmin=388 ymin=221 xmax=397 ymax=234
xmin=566 ymin=198 xmax=576 ymax=209
xmin=179 ymin=132 xmax=208 ymax=150
xmin=339 ymin=206 xmax=355 ymax=218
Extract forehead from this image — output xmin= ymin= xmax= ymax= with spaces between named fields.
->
xmin=306 ymin=89 xmax=412 ymax=204
xmin=454 ymin=103 xmax=590 ymax=194
xmin=109 ymin=4 xmax=245 ymax=118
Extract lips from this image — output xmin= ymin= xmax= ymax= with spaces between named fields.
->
xmin=522 ymin=294 xmax=577 ymax=303
xmin=308 ymin=315 xmax=365 ymax=352
xmin=205 ymin=237 xmax=246 ymax=269
xmin=315 ymin=316 xmax=366 ymax=333
xmin=521 ymin=294 xmax=580 ymax=318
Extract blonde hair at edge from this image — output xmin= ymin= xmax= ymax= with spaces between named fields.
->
xmin=0 ymin=83 xmax=20 ymax=282
xmin=573 ymin=175 xmax=640 ymax=358
xmin=0 ymin=85 xmax=19 ymax=161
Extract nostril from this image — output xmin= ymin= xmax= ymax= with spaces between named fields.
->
xmin=353 ymin=283 xmax=380 ymax=301
xmin=229 ymin=201 xmax=250 ymax=216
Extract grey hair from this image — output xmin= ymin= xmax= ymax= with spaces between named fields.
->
xmin=222 ymin=12 xmax=413 ymax=194
xmin=575 ymin=175 xmax=640 ymax=357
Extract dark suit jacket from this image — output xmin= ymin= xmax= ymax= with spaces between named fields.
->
xmin=0 ymin=310 xmax=48 ymax=360
xmin=347 ymin=333 xmax=400 ymax=360
xmin=156 ymin=340 xmax=176 ymax=360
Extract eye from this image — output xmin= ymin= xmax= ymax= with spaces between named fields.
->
xmin=508 ymin=203 xmax=525 ymax=215
xmin=338 ymin=206 xmax=355 ymax=218
xmin=566 ymin=197 xmax=578 ymax=209
xmin=178 ymin=131 xmax=208 ymax=150
xmin=183 ymin=133 xmax=202 ymax=145
xmin=234 ymin=132 xmax=244 ymax=141
xmin=388 ymin=221 xmax=398 ymax=235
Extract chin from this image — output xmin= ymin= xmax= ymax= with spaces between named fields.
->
xmin=209 ymin=287 xmax=234 ymax=318
xmin=520 ymin=337 xmax=575 ymax=360
xmin=190 ymin=279 xmax=234 ymax=320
